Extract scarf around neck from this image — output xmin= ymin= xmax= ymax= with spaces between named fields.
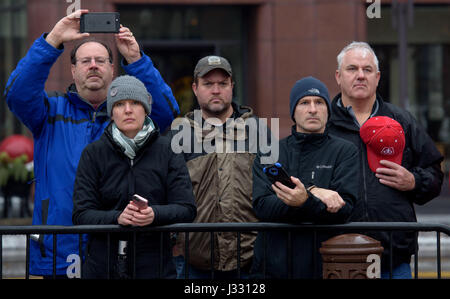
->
xmin=112 ymin=116 xmax=155 ymax=160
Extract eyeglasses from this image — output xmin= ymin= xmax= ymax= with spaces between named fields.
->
xmin=77 ymin=57 xmax=110 ymax=67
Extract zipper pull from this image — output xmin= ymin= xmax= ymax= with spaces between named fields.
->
xmin=311 ymin=171 xmax=315 ymax=180
xmin=92 ymin=111 xmax=97 ymax=122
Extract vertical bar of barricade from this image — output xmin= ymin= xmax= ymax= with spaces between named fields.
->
xmin=262 ymin=231 xmax=266 ymax=279
xmin=184 ymin=232 xmax=189 ymax=279
xmin=53 ymin=234 xmax=57 ymax=279
xmin=107 ymin=233 xmax=111 ymax=279
xmin=0 ymin=234 xmax=3 ymax=279
xmin=210 ymin=231 xmax=215 ymax=279
xmin=437 ymin=231 xmax=441 ymax=279
xmin=236 ymin=232 xmax=241 ymax=279
xmin=79 ymin=234 xmax=83 ymax=278
xmin=159 ymin=232 xmax=164 ymax=278
xmin=132 ymin=232 xmax=136 ymax=279
xmin=25 ymin=234 xmax=30 ymax=279
xmin=414 ymin=231 xmax=419 ymax=279
xmin=313 ymin=230 xmax=317 ymax=279
xmin=287 ymin=231 xmax=292 ymax=279
xmin=389 ymin=232 xmax=393 ymax=279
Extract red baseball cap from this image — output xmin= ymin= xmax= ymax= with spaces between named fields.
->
xmin=360 ymin=116 xmax=405 ymax=173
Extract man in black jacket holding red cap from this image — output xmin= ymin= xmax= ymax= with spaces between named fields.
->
xmin=329 ymin=41 xmax=444 ymax=278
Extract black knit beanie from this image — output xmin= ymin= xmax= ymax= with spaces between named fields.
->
xmin=289 ymin=76 xmax=331 ymax=121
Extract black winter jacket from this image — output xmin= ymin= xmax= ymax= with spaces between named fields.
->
xmin=251 ymin=127 xmax=359 ymax=278
xmin=72 ymin=122 xmax=196 ymax=278
xmin=328 ymin=94 xmax=444 ymax=270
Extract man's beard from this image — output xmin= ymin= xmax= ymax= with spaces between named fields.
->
xmin=201 ymin=100 xmax=231 ymax=118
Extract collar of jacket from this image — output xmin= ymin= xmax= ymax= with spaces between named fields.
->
xmin=290 ymin=125 xmax=329 ymax=147
xmin=66 ymin=83 xmax=108 ymax=116
xmin=103 ymin=119 xmax=160 ymax=159
xmin=184 ymin=102 xmax=254 ymax=142
xmin=330 ymin=92 xmax=384 ymax=131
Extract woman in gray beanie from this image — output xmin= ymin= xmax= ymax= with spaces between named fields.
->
xmin=72 ymin=75 xmax=197 ymax=279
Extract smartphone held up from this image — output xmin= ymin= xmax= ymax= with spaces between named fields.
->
xmin=80 ymin=12 xmax=120 ymax=33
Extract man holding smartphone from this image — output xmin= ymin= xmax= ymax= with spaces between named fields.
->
xmin=251 ymin=76 xmax=359 ymax=278
xmin=4 ymin=9 xmax=179 ymax=278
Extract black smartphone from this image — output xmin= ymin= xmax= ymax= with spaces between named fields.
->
xmin=80 ymin=12 xmax=120 ymax=33
xmin=263 ymin=163 xmax=296 ymax=189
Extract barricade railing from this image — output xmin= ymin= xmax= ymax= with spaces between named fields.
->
xmin=0 ymin=222 xmax=449 ymax=279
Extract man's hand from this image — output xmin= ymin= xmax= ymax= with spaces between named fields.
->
xmin=272 ymin=176 xmax=308 ymax=207
xmin=309 ymin=187 xmax=345 ymax=213
xmin=46 ymin=9 xmax=90 ymax=49
xmin=115 ymin=25 xmax=141 ymax=64
xmin=118 ymin=201 xmax=155 ymax=226
xmin=375 ymin=160 xmax=415 ymax=191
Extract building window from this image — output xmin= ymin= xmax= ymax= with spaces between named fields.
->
xmin=0 ymin=0 xmax=28 ymax=139
xmin=368 ymin=4 xmax=450 ymax=173
xmin=118 ymin=5 xmax=249 ymax=116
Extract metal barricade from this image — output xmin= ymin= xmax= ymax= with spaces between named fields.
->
xmin=0 ymin=222 xmax=449 ymax=279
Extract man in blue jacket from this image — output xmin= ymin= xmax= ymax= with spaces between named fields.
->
xmin=3 ymin=9 xmax=179 ymax=278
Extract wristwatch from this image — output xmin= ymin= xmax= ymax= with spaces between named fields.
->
xmin=307 ymin=185 xmax=316 ymax=192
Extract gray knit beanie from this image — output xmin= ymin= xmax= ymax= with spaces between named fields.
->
xmin=107 ymin=75 xmax=152 ymax=117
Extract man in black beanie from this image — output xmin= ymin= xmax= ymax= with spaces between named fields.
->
xmin=251 ymin=76 xmax=360 ymax=278
xmin=289 ymin=76 xmax=332 ymax=122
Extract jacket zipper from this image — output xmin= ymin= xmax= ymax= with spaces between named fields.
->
xmin=92 ymin=111 xmax=97 ymax=123
xmin=129 ymin=159 xmax=135 ymax=199
xmin=360 ymin=138 xmax=370 ymax=221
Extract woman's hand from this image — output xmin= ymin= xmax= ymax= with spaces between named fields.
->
xmin=118 ymin=201 xmax=155 ymax=226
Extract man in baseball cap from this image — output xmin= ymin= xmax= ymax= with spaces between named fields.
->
xmin=194 ymin=55 xmax=232 ymax=79
xmin=190 ymin=55 xmax=235 ymax=122
xmin=168 ymin=54 xmax=274 ymax=279
xmin=360 ymin=116 xmax=405 ymax=173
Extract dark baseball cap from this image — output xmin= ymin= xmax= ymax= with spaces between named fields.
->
xmin=194 ymin=55 xmax=232 ymax=78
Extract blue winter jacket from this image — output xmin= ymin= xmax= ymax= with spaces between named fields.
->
xmin=3 ymin=34 xmax=180 ymax=276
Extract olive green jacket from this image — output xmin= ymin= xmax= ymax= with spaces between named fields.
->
xmin=168 ymin=103 xmax=272 ymax=271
